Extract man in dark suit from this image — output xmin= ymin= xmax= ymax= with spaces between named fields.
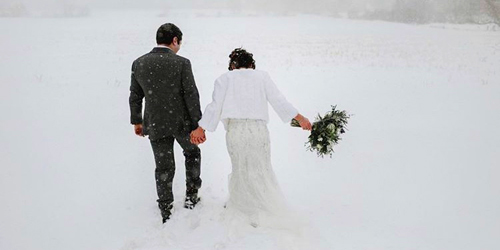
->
xmin=129 ymin=23 xmax=205 ymax=223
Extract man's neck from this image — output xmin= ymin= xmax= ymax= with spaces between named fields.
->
xmin=157 ymin=44 xmax=173 ymax=50
xmin=156 ymin=44 xmax=178 ymax=54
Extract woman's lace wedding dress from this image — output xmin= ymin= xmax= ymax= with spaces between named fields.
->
xmin=223 ymin=119 xmax=295 ymax=229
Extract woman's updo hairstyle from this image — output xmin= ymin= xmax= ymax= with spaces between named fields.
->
xmin=228 ymin=48 xmax=256 ymax=71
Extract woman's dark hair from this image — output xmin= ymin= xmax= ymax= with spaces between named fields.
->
xmin=228 ymin=48 xmax=256 ymax=71
xmin=156 ymin=23 xmax=183 ymax=45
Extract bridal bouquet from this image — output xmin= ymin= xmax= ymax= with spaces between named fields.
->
xmin=291 ymin=105 xmax=350 ymax=157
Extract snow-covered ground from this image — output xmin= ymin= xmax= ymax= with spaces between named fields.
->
xmin=1 ymin=10 xmax=499 ymax=250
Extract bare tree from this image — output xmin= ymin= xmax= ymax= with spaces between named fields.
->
xmin=484 ymin=0 xmax=500 ymax=25
xmin=0 ymin=2 xmax=28 ymax=17
xmin=391 ymin=0 xmax=433 ymax=23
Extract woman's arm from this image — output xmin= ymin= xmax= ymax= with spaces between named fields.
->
xmin=264 ymin=72 xmax=311 ymax=130
xmin=191 ymin=77 xmax=228 ymax=144
xmin=264 ymin=72 xmax=300 ymax=122
xmin=198 ymin=77 xmax=227 ymax=132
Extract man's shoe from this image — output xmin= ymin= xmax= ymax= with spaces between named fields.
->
xmin=161 ymin=204 xmax=173 ymax=223
xmin=184 ymin=196 xmax=200 ymax=209
xmin=184 ymin=188 xmax=200 ymax=209
xmin=162 ymin=214 xmax=170 ymax=224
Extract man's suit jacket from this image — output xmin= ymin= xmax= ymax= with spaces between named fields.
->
xmin=129 ymin=47 xmax=202 ymax=140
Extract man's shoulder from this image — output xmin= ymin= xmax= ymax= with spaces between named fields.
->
xmin=133 ymin=51 xmax=189 ymax=64
xmin=132 ymin=49 xmax=193 ymax=70
xmin=173 ymin=54 xmax=191 ymax=64
xmin=132 ymin=52 xmax=153 ymax=66
xmin=156 ymin=52 xmax=191 ymax=66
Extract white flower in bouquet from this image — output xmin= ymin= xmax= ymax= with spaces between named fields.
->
xmin=327 ymin=123 xmax=336 ymax=131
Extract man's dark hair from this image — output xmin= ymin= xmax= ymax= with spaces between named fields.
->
xmin=156 ymin=23 xmax=183 ymax=45
xmin=228 ymin=48 xmax=256 ymax=71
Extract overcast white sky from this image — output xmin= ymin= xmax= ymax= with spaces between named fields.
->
xmin=1 ymin=0 xmax=492 ymax=24
xmin=1 ymin=0 xmax=396 ymax=10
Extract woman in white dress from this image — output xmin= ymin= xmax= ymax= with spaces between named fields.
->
xmin=190 ymin=48 xmax=312 ymax=227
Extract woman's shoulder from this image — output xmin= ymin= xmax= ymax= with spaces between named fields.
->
xmin=215 ymin=69 xmax=271 ymax=85
xmin=252 ymin=69 xmax=269 ymax=76
xmin=225 ymin=69 xmax=270 ymax=77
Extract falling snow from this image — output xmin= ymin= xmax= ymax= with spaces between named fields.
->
xmin=1 ymin=8 xmax=499 ymax=250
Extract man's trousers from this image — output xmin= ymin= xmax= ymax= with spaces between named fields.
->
xmin=149 ymin=133 xmax=202 ymax=217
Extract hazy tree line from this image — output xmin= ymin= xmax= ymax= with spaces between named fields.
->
xmin=367 ymin=0 xmax=500 ymax=25
xmin=223 ymin=0 xmax=500 ymax=25
xmin=1 ymin=0 xmax=499 ymax=26
xmin=0 ymin=0 xmax=89 ymax=17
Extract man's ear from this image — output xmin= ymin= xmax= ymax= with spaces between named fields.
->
xmin=173 ymin=37 xmax=179 ymax=45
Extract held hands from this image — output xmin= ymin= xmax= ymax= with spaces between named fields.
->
xmin=134 ymin=124 xmax=144 ymax=137
xmin=294 ymin=114 xmax=312 ymax=131
xmin=133 ymin=124 xmax=206 ymax=144
xmin=190 ymin=127 xmax=206 ymax=145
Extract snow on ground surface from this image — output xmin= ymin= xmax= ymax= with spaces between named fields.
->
xmin=1 ymin=10 xmax=499 ymax=250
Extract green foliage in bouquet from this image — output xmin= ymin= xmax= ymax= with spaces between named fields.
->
xmin=291 ymin=105 xmax=350 ymax=157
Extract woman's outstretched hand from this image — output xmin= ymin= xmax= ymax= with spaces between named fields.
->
xmin=294 ymin=114 xmax=312 ymax=131
xmin=190 ymin=127 xmax=206 ymax=145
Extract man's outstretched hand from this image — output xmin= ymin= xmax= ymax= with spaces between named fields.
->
xmin=190 ymin=127 xmax=206 ymax=145
xmin=134 ymin=124 xmax=144 ymax=137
